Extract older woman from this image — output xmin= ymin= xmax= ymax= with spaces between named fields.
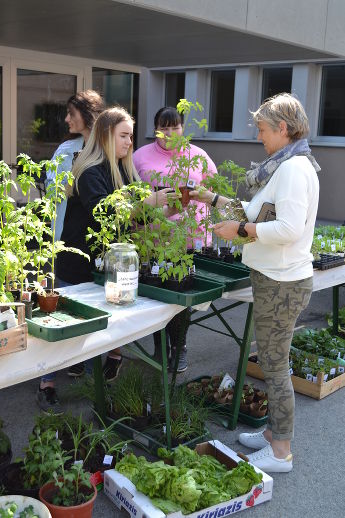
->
xmin=191 ymin=93 xmax=320 ymax=472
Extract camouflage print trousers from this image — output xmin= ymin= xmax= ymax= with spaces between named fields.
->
xmin=250 ymin=269 xmax=313 ymax=440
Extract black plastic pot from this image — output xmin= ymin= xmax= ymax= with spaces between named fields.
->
xmin=1 ymin=462 xmax=39 ymax=499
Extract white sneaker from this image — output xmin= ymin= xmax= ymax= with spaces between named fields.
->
xmin=247 ymin=445 xmax=293 ymax=473
xmin=238 ymin=430 xmax=270 ymax=449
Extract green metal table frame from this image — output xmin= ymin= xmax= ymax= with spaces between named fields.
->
xmin=92 ymin=282 xmax=343 ymax=447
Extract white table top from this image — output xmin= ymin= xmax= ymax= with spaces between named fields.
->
xmin=222 ymin=265 xmax=345 ymax=302
xmin=0 ymin=283 xmax=184 ymax=389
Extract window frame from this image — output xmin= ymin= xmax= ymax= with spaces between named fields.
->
xmin=205 ymin=68 xmax=236 ymax=139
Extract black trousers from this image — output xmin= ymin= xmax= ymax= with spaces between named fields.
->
xmin=153 ymin=307 xmax=192 ymax=354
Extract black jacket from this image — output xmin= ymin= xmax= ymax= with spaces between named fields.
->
xmin=56 ymin=160 xmax=128 ymax=284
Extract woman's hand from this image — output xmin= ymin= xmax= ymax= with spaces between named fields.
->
xmin=189 ymin=186 xmax=214 ymax=204
xmin=213 ymin=221 xmax=240 ymax=240
xmin=145 ymin=188 xmax=181 ymax=207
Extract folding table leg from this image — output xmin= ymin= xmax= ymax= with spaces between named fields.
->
xmin=93 ymin=355 xmax=106 ymax=423
xmin=333 ymin=285 xmax=339 ymax=334
xmin=228 ymin=302 xmax=254 ymax=430
xmin=160 ymin=328 xmax=171 ymax=449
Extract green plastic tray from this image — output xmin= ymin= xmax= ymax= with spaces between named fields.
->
xmin=185 ymin=375 xmax=267 ymax=429
xmin=26 ymin=296 xmax=111 ymax=342
xmin=194 ymin=256 xmax=251 ymax=292
xmin=105 ymin=417 xmax=211 ymax=454
xmin=138 ymin=276 xmax=224 ymax=306
xmin=92 ymin=270 xmax=105 ymax=286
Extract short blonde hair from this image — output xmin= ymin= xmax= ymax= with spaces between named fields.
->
xmin=69 ymin=107 xmax=139 ymax=195
xmin=251 ymin=93 xmax=309 ymax=140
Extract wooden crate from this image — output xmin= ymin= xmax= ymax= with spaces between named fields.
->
xmin=246 ymin=352 xmax=345 ymax=400
xmin=0 ymin=303 xmax=27 ymax=356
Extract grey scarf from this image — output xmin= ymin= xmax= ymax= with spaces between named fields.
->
xmin=246 ymin=139 xmax=321 ymax=195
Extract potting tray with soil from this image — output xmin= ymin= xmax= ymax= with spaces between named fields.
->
xmin=138 ymin=276 xmax=225 ymax=306
xmin=313 ymin=253 xmax=345 ymax=270
xmin=185 ymin=375 xmax=268 ymax=428
xmin=194 ymin=256 xmax=251 ymax=292
xmin=105 ymin=415 xmax=211 ymax=454
xmin=26 ymin=296 xmax=111 ymax=341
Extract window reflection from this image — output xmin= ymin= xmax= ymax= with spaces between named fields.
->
xmin=17 ymin=69 xmax=76 ymax=160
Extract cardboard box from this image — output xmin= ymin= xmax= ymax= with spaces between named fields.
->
xmin=104 ymin=440 xmax=273 ymax=517
xmin=246 ymin=352 xmax=345 ymax=400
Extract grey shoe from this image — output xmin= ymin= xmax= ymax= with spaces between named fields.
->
xmin=36 ymin=386 xmax=63 ymax=415
xmin=170 ymin=346 xmax=188 ymax=373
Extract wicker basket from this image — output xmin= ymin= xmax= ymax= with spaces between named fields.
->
xmin=0 ymin=303 xmax=27 ymax=356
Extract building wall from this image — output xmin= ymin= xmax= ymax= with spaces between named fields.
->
xmin=121 ymin=0 xmax=345 ymax=57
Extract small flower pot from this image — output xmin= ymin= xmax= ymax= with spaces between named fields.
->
xmin=39 ymin=480 xmax=97 ymax=518
xmin=37 ymin=292 xmax=60 ymax=313
xmin=187 ymin=382 xmax=202 ymax=397
xmin=2 ymin=462 xmax=39 ymax=499
xmin=179 ymin=186 xmax=192 ymax=207
xmin=249 ymin=402 xmax=268 ymax=417
xmin=239 ymin=403 xmax=251 ymax=414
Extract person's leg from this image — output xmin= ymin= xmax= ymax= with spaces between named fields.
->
xmin=169 ymin=307 xmax=191 ymax=373
xmin=36 ymin=371 xmax=62 ymax=414
xmin=242 ymin=271 xmax=312 ymax=471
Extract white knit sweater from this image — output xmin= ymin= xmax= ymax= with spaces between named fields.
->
xmin=242 ymin=155 xmax=320 ymax=282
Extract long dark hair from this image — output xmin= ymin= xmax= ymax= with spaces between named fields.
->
xmin=65 ymin=90 xmax=105 ymax=140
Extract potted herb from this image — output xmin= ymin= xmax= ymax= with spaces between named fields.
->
xmin=2 ymin=428 xmax=62 ymax=499
xmin=39 ymin=452 xmax=96 ymax=517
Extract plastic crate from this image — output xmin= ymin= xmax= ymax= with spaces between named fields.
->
xmin=26 ymin=296 xmax=111 ymax=341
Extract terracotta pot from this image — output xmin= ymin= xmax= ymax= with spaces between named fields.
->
xmin=249 ymin=402 xmax=268 ymax=417
xmin=187 ymin=382 xmax=202 ymax=397
xmin=239 ymin=403 xmax=251 ymax=414
xmin=179 ymin=186 xmax=192 ymax=207
xmin=37 ymin=292 xmax=59 ymax=313
xmin=39 ymin=480 xmax=97 ymax=518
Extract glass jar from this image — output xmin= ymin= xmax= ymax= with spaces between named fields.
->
xmin=104 ymin=243 xmax=139 ymax=305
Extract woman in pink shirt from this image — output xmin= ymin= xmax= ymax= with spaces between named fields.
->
xmin=133 ymin=106 xmax=217 ymax=372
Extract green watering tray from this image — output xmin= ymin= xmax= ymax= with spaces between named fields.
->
xmin=105 ymin=417 xmax=211 ymax=454
xmin=26 ymin=296 xmax=111 ymax=342
xmin=194 ymin=256 xmax=251 ymax=292
xmin=138 ymin=276 xmax=224 ymax=306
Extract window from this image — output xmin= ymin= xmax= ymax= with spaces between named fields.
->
xmin=92 ymin=68 xmax=139 ymax=145
xmin=165 ymin=73 xmax=185 ymax=107
xmin=319 ymin=65 xmax=345 ymax=137
xmin=92 ymin=68 xmax=139 ymax=115
xmin=209 ymin=70 xmax=235 ymax=132
xmin=261 ymin=67 xmax=292 ymax=101
xmin=17 ymin=69 xmax=76 ymax=161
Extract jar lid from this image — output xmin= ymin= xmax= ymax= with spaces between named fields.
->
xmin=109 ymin=243 xmax=136 ymax=250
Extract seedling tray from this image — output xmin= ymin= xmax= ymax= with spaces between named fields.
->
xmin=138 ymin=276 xmax=224 ymax=306
xmin=246 ymin=352 xmax=345 ymax=400
xmin=313 ymin=253 xmax=345 ymax=270
xmin=26 ymin=296 xmax=111 ymax=341
xmin=194 ymin=256 xmax=251 ymax=292
xmin=184 ymin=376 xmax=267 ymax=428
xmin=105 ymin=417 xmax=211 ymax=454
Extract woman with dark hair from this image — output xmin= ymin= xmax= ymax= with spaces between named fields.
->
xmin=133 ymin=106 xmax=217 ymax=372
xmin=45 ymin=90 xmax=105 ymax=241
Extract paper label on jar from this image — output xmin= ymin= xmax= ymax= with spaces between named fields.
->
xmin=116 ymin=271 xmax=139 ymax=290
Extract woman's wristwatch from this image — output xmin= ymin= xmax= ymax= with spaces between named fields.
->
xmin=237 ymin=221 xmax=248 ymax=237
xmin=211 ymin=193 xmax=219 ymax=207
